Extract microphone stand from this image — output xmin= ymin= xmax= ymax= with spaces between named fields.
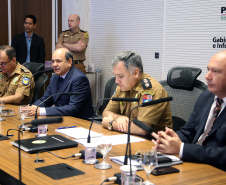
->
xmin=87 ymin=98 xmax=111 ymax=143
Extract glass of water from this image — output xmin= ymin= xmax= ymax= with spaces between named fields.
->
xmin=94 ymin=135 xmax=112 ymax=169
xmin=0 ymin=100 xmax=6 ymax=121
xmin=137 ymin=150 xmax=157 ymax=185
xmin=19 ymin=105 xmax=29 ymax=128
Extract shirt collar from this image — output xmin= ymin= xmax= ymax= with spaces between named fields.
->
xmin=25 ymin=32 xmax=33 ymax=38
xmin=60 ymin=69 xmax=70 ymax=79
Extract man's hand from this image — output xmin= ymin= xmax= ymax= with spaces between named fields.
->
xmin=115 ymin=116 xmax=129 ymax=132
xmin=27 ymin=105 xmax=39 ymax=117
xmin=151 ymin=127 xmax=181 ymax=155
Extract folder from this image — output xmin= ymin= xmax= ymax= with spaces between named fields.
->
xmin=12 ymin=135 xmax=78 ymax=153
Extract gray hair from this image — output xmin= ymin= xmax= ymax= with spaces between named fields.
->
xmin=112 ymin=50 xmax=143 ymax=74
xmin=65 ymin=51 xmax=73 ymax=61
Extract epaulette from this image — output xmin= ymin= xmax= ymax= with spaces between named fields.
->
xmin=141 ymin=78 xmax=152 ymax=89
xmin=80 ymin=29 xmax=87 ymax=33
xmin=21 ymin=67 xmax=30 ymax=73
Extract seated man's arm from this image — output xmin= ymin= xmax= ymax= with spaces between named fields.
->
xmin=0 ymin=93 xmax=24 ymax=104
xmin=102 ymin=109 xmax=148 ymax=135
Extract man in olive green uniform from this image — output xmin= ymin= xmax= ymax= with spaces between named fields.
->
xmin=0 ymin=45 xmax=34 ymax=104
xmin=56 ymin=14 xmax=89 ymax=74
xmin=102 ymin=50 xmax=172 ymax=137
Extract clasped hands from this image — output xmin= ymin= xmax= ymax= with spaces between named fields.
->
xmin=151 ymin=127 xmax=182 ymax=155
xmin=21 ymin=105 xmax=39 ymax=117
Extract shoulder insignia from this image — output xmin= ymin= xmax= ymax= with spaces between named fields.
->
xmin=0 ymin=75 xmax=3 ymax=79
xmin=84 ymin=32 xmax=89 ymax=38
xmin=22 ymin=77 xmax=30 ymax=86
xmin=142 ymin=94 xmax=153 ymax=103
xmin=141 ymin=78 xmax=152 ymax=89
xmin=21 ymin=67 xmax=30 ymax=73
xmin=63 ymin=34 xmax=69 ymax=38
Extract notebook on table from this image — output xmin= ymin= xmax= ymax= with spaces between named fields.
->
xmin=12 ymin=135 xmax=78 ymax=154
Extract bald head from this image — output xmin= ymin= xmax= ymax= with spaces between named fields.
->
xmin=68 ymin=14 xmax=80 ymax=32
xmin=205 ymin=50 xmax=226 ymax=98
xmin=52 ymin=48 xmax=73 ymax=76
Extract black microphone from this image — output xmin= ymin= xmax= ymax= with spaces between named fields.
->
xmin=35 ymin=92 xmax=80 ymax=119
xmin=29 ymin=69 xmax=54 ymax=105
xmin=133 ymin=119 xmax=154 ymax=133
xmin=141 ymin=96 xmax=173 ymax=107
xmin=24 ymin=117 xmax=63 ymax=126
xmin=87 ymin=97 xmax=140 ymax=143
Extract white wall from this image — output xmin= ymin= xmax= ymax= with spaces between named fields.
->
xmin=61 ymin=0 xmax=226 ymax=102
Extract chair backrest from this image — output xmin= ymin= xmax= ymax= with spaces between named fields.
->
xmin=23 ymin=62 xmax=45 ymax=80
xmin=31 ymin=73 xmax=48 ymax=104
xmin=160 ymin=66 xmax=208 ymax=131
xmin=99 ymin=77 xmax=117 ymax=114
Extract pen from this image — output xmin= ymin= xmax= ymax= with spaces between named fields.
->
xmin=57 ymin=126 xmax=77 ymax=129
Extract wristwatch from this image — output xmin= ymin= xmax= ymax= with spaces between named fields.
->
xmin=108 ymin=120 xmax=114 ymax=131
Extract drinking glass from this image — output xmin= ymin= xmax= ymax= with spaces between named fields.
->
xmin=94 ymin=135 xmax=112 ymax=169
xmin=19 ymin=105 xmax=29 ymax=128
xmin=0 ymin=100 xmax=6 ymax=121
xmin=137 ymin=150 xmax=157 ymax=185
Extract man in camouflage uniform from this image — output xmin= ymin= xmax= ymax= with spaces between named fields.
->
xmin=102 ymin=50 xmax=172 ymax=137
xmin=0 ymin=45 xmax=34 ymax=105
xmin=56 ymin=14 xmax=89 ymax=74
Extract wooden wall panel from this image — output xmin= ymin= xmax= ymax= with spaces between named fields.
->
xmin=0 ymin=0 xmax=8 ymax=46
xmin=11 ymin=0 xmax=52 ymax=60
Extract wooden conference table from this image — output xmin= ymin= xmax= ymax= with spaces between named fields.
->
xmin=0 ymin=105 xmax=225 ymax=185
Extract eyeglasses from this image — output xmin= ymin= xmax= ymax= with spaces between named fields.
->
xmin=0 ymin=60 xmax=11 ymax=67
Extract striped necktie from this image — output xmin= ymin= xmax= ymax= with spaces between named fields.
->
xmin=196 ymin=98 xmax=223 ymax=145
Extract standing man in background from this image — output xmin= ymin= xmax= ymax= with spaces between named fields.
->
xmin=56 ymin=14 xmax=89 ymax=74
xmin=11 ymin=15 xmax=45 ymax=64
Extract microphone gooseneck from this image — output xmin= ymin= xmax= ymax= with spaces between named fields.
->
xmin=34 ymin=92 xmax=80 ymax=119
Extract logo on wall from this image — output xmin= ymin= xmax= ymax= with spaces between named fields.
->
xmin=213 ymin=37 xmax=226 ymax=48
xmin=221 ymin=7 xmax=226 ymax=20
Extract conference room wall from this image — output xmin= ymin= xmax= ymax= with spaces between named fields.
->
xmin=89 ymin=0 xmax=226 ymax=101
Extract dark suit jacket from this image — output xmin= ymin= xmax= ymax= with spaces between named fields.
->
xmin=33 ymin=66 xmax=94 ymax=119
xmin=177 ymin=90 xmax=226 ymax=171
xmin=11 ymin=33 xmax=45 ymax=64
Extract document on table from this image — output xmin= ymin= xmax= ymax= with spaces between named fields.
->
xmin=75 ymin=134 xmax=146 ymax=145
xmin=55 ymin=127 xmax=102 ymax=139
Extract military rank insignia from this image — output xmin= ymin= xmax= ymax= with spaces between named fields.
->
xmin=141 ymin=78 xmax=152 ymax=89
xmin=22 ymin=77 xmax=30 ymax=86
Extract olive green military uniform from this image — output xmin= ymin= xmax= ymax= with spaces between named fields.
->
xmin=105 ymin=73 xmax=172 ymax=132
xmin=56 ymin=27 xmax=89 ymax=74
xmin=0 ymin=62 xmax=34 ymax=105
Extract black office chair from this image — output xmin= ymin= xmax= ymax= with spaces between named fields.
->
xmin=23 ymin=62 xmax=45 ymax=80
xmin=31 ymin=73 xmax=48 ymax=104
xmin=160 ymin=67 xmax=208 ymax=131
xmin=89 ymin=77 xmax=117 ymax=121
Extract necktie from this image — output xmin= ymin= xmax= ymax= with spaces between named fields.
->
xmin=58 ymin=77 xmax=64 ymax=90
xmin=197 ymin=98 xmax=223 ymax=145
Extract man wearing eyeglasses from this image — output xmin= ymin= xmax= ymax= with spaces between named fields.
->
xmin=0 ymin=45 xmax=34 ymax=104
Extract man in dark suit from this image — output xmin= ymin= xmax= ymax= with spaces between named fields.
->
xmin=152 ymin=50 xmax=226 ymax=171
xmin=27 ymin=48 xmax=94 ymax=119
xmin=11 ymin=15 xmax=45 ymax=64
